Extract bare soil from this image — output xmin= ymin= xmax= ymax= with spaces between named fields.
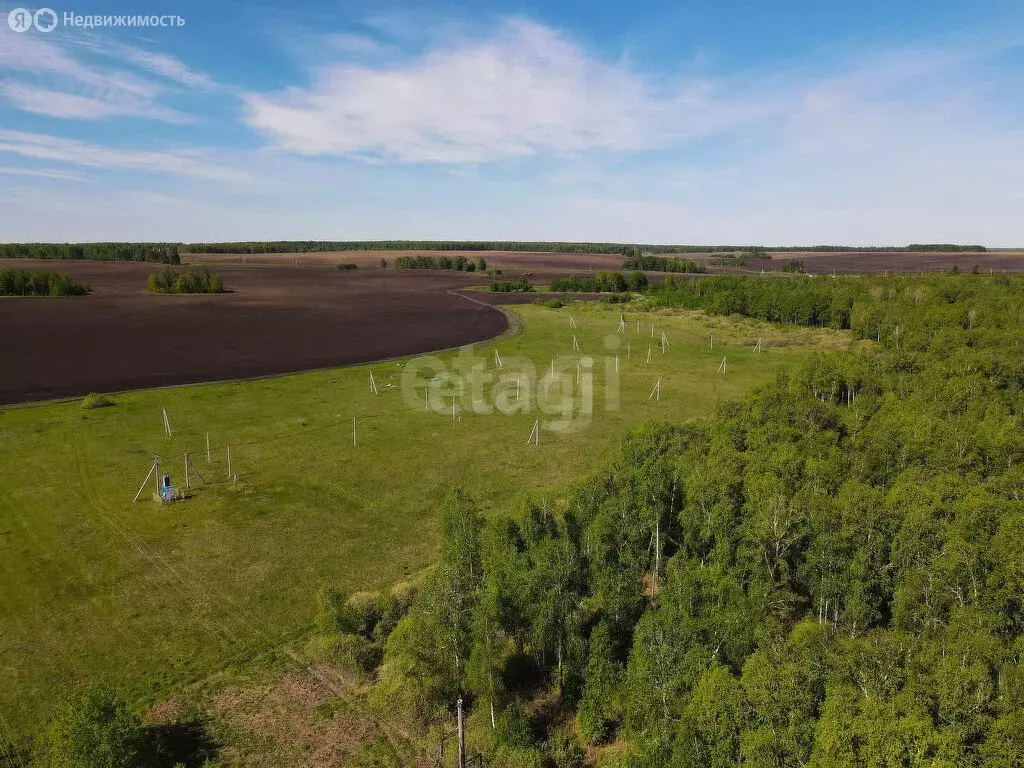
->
xmin=0 ymin=260 xmax=506 ymax=405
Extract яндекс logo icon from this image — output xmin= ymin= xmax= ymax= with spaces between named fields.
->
xmin=7 ymin=8 xmax=32 ymax=32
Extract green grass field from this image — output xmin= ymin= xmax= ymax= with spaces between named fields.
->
xmin=0 ymin=303 xmax=848 ymax=735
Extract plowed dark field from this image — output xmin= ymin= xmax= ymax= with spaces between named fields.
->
xmin=0 ymin=260 xmax=507 ymax=405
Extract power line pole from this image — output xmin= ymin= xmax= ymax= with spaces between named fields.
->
xmin=457 ymin=697 xmax=466 ymax=768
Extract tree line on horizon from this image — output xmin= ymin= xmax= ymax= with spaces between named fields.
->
xmin=0 ymin=242 xmax=988 ymax=263
xmin=183 ymin=241 xmax=989 ymax=255
xmin=0 ymin=243 xmax=180 ymax=264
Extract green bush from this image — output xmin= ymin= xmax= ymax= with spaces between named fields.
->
xmin=306 ymin=632 xmax=382 ymax=674
xmin=81 ymin=393 xmax=114 ymax=410
xmin=345 ymin=590 xmax=381 ymax=636
xmin=546 ymin=732 xmax=586 ymax=768
xmin=489 ymin=277 xmax=534 ymax=292
xmin=337 ymin=263 xmax=358 ymax=270
xmin=374 ymin=581 xmax=418 ymax=641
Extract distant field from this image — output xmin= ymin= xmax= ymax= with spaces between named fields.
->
xmin=0 ymin=303 xmax=849 ymax=735
xmin=180 ymin=249 xmax=629 ymax=278
xmin=182 ymin=248 xmax=1024 ymax=276
xmin=0 ymin=260 xmax=503 ymax=404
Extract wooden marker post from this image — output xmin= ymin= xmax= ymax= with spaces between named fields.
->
xmin=527 ymin=419 xmax=540 ymax=446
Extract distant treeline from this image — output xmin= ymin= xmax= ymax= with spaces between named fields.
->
xmin=0 ymin=243 xmax=180 ymax=264
xmin=147 ymin=266 xmax=224 ymax=294
xmin=181 ymin=241 xmax=989 ymax=255
xmin=550 ymin=271 xmax=648 ymax=293
xmin=621 ymin=254 xmax=707 ymax=273
xmin=394 ymin=254 xmax=487 ymax=272
xmin=0 ymin=268 xmax=89 ymax=296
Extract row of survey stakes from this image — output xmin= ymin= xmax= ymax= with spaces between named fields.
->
xmin=356 ymin=312 xmax=761 ymax=447
xmin=133 ymin=312 xmax=763 ymax=500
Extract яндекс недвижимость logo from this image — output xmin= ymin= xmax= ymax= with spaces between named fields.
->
xmin=7 ymin=7 xmax=58 ymax=32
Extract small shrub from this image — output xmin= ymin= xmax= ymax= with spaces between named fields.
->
xmin=544 ymin=298 xmax=564 ymax=309
xmin=489 ymin=277 xmax=534 ymax=293
xmin=374 ymin=581 xmax=417 ymax=641
xmin=307 ymin=632 xmax=382 ymax=674
xmin=546 ymin=732 xmax=586 ymax=768
xmin=81 ymin=393 xmax=114 ymax=410
xmin=345 ymin=591 xmax=380 ymax=636
xmin=337 ymin=263 xmax=358 ymax=271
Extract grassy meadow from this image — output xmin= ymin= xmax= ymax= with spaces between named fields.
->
xmin=0 ymin=302 xmax=849 ymax=735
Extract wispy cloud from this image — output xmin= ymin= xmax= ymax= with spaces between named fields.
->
xmin=0 ymin=32 xmax=214 ymax=122
xmin=242 ymin=18 xmax=1023 ymax=177
xmin=0 ymin=165 xmax=89 ymax=181
xmin=0 ymin=82 xmax=191 ymax=122
xmin=243 ymin=19 xmax=763 ymax=163
xmin=0 ymin=131 xmax=252 ymax=183
xmin=70 ymin=37 xmax=219 ymax=89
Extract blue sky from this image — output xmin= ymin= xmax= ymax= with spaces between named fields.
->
xmin=0 ymin=0 xmax=1022 ymax=244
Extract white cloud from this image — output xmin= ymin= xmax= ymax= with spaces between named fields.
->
xmin=0 ymin=33 xmax=213 ymax=122
xmin=243 ymin=19 xmax=765 ymax=163
xmin=0 ymin=131 xmax=252 ymax=183
xmin=0 ymin=83 xmax=191 ymax=122
xmin=70 ymin=38 xmax=219 ymax=89
xmin=0 ymin=165 xmax=88 ymax=181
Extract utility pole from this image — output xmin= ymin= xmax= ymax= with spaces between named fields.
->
xmin=457 ymin=697 xmax=466 ymax=768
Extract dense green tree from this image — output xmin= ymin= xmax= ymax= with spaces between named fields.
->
xmin=578 ymin=621 xmax=621 ymax=744
xmin=42 ymin=685 xmax=145 ymax=768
